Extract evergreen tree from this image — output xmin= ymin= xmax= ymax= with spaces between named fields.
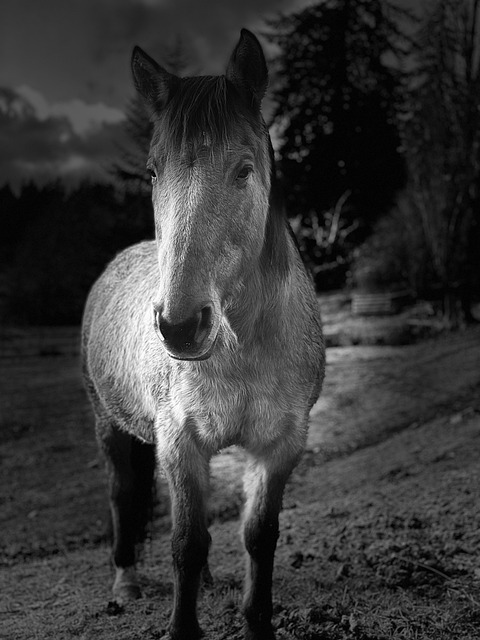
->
xmin=265 ymin=0 xmax=410 ymax=287
xmin=112 ymin=95 xmax=153 ymax=196
xmin=5 ymin=181 xmax=156 ymax=324
xmin=402 ymin=0 xmax=480 ymax=324
xmin=111 ymin=35 xmax=195 ymax=196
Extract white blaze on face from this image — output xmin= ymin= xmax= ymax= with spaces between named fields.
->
xmin=154 ymin=163 xmax=217 ymax=325
xmin=152 ymin=135 xmax=270 ymax=338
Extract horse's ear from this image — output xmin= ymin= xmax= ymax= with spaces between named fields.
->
xmin=226 ymin=29 xmax=268 ymax=110
xmin=131 ymin=46 xmax=175 ymax=111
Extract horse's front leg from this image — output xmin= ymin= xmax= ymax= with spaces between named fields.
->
xmin=242 ymin=446 xmax=301 ymax=640
xmin=159 ymin=430 xmax=210 ymax=640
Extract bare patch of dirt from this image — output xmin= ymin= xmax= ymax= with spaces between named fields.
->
xmin=1 ymin=316 xmax=480 ymax=639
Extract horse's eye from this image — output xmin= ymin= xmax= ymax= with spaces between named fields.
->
xmin=236 ymin=165 xmax=253 ymax=183
xmin=148 ymin=167 xmax=157 ymax=184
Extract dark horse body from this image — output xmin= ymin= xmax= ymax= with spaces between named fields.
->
xmin=82 ymin=29 xmax=325 ymax=640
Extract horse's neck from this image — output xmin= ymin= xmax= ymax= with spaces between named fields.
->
xmin=259 ymin=190 xmax=291 ymax=280
xmin=228 ymin=209 xmax=299 ymax=346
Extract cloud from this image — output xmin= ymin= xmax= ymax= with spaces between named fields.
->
xmin=0 ymin=0 xmax=312 ymax=189
xmin=1 ymin=0 xmax=308 ymax=110
xmin=90 ymin=0 xmax=302 ymax=75
xmin=0 ymin=86 xmax=126 ymax=189
xmin=15 ymin=85 xmax=125 ymax=136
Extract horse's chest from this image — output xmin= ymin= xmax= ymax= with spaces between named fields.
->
xmin=169 ymin=363 xmax=301 ymax=453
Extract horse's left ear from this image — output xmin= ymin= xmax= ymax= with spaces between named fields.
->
xmin=226 ymin=29 xmax=268 ymax=110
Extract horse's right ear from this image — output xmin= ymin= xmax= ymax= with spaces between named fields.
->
xmin=131 ymin=46 xmax=175 ymax=111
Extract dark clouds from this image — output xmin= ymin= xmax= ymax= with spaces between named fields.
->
xmin=0 ymin=87 xmax=125 ymax=189
xmin=96 ymin=0 xmax=302 ymax=73
xmin=0 ymin=0 xmax=415 ymax=188
xmin=1 ymin=0 xmax=304 ymax=108
xmin=0 ymin=0 xmax=307 ymax=186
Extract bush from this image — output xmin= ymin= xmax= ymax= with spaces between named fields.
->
xmin=351 ymin=194 xmax=432 ymax=294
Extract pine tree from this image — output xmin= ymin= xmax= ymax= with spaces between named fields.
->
xmin=265 ymin=0 xmax=410 ymax=287
xmin=111 ymin=95 xmax=153 ymax=195
xmin=111 ymin=35 xmax=194 ymax=195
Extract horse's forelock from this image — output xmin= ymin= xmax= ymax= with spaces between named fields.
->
xmin=149 ymin=75 xmax=266 ymax=161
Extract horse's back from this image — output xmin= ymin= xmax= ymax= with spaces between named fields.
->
xmin=81 ymin=240 xmax=163 ymax=440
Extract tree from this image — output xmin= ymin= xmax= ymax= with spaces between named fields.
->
xmin=265 ymin=0 xmax=410 ymax=288
xmin=111 ymin=95 xmax=153 ymax=196
xmin=110 ymin=35 xmax=195 ymax=196
xmin=401 ymin=0 xmax=480 ymax=324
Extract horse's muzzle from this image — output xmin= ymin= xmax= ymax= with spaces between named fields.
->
xmin=153 ymin=302 xmax=216 ymax=360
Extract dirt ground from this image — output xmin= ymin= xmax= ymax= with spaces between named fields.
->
xmin=1 ymin=298 xmax=480 ymax=640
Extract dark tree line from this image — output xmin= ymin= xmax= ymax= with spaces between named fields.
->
xmin=0 ymin=182 xmax=153 ymax=324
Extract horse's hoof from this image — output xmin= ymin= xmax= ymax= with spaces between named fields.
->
xmin=113 ymin=582 xmax=142 ymax=603
xmin=113 ymin=566 xmax=141 ymax=603
xmin=168 ymin=620 xmax=204 ymax=640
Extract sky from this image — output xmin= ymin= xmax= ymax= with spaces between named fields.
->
xmin=0 ymin=0 xmax=421 ymax=191
xmin=0 ymin=0 xmax=310 ymax=190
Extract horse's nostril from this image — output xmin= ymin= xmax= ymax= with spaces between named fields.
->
xmin=154 ymin=303 xmax=214 ymax=355
xmin=195 ymin=305 xmax=213 ymax=344
xmin=153 ymin=305 xmax=165 ymax=341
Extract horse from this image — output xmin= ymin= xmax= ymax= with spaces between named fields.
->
xmin=81 ymin=28 xmax=325 ymax=640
